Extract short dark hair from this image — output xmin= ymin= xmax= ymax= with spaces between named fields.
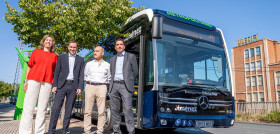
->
xmin=69 ymin=40 xmax=78 ymax=47
xmin=114 ymin=38 xmax=125 ymax=45
xmin=69 ymin=40 xmax=77 ymax=44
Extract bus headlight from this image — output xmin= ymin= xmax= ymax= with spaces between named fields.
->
xmin=160 ymin=107 xmax=165 ymax=112
xmin=226 ymin=110 xmax=233 ymax=114
xmin=159 ymin=107 xmax=172 ymax=113
xmin=160 ymin=119 xmax=167 ymax=125
xmin=166 ymin=107 xmax=172 ymax=113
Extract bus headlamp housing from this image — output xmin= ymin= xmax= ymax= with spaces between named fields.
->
xmin=159 ymin=107 xmax=172 ymax=113
xmin=226 ymin=110 xmax=233 ymax=114
xmin=160 ymin=119 xmax=167 ymax=125
xmin=160 ymin=107 xmax=165 ymax=112
xmin=166 ymin=107 xmax=172 ymax=113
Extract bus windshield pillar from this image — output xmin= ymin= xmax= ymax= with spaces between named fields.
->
xmin=137 ymin=35 xmax=145 ymax=129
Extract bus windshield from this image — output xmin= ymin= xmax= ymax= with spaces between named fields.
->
xmin=156 ymin=18 xmax=231 ymax=92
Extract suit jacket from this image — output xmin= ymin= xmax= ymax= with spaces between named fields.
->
xmin=109 ymin=52 xmax=138 ymax=93
xmin=52 ymin=53 xmax=85 ymax=90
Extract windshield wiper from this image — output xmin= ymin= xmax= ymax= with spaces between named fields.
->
xmin=187 ymin=83 xmax=229 ymax=96
xmin=209 ymin=86 xmax=229 ymax=96
xmin=165 ymin=84 xmax=229 ymax=96
xmin=165 ymin=85 xmax=204 ymax=93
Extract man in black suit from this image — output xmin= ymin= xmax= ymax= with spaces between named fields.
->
xmin=48 ymin=40 xmax=84 ymax=134
xmin=109 ymin=38 xmax=138 ymax=134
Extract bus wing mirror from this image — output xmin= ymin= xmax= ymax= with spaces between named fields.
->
xmin=152 ymin=15 xmax=163 ymax=39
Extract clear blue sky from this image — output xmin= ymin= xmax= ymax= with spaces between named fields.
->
xmin=1 ymin=0 xmax=280 ymax=84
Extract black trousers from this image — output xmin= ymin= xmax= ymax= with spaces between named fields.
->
xmin=48 ymin=81 xmax=77 ymax=132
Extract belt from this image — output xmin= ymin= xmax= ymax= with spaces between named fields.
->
xmin=114 ymin=80 xmax=125 ymax=84
xmin=86 ymin=81 xmax=107 ymax=85
xmin=66 ymin=80 xmax=74 ymax=83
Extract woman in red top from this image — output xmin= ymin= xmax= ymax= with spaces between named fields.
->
xmin=19 ymin=35 xmax=57 ymax=134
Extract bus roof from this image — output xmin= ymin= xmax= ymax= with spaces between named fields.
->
xmin=124 ymin=9 xmax=216 ymax=31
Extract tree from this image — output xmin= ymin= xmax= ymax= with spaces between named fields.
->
xmin=0 ymin=81 xmax=13 ymax=97
xmin=5 ymin=0 xmax=144 ymax=54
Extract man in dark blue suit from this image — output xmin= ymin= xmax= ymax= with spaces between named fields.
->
xmin=48 ymin=40 xmax=84 ymax=134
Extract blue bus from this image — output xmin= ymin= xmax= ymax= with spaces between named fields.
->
xmin=73 ymin=9 xmax=235 ymax=130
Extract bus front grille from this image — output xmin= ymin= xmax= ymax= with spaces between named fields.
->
xmin=159 ymin=96 xmax=232 ymax=107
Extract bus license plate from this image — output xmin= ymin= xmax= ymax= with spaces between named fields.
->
xmin=195 ymin=120 xmax=214 ymax=128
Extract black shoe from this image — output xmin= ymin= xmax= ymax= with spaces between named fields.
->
xmin=62 ymin=131 xmax=70 ymax=134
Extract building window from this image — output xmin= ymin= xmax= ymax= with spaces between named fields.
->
xmin=245 ymin=63 xmax=250 ymax=72
xmin=258 ymin=75 xmax=263 ymax=86
xmin=244 ymin=49 xmax=249 ymax=58
xmin=252 ymin=76 xmax=256 ymax=86
xmin=247 ymin=93 xmax=252 ymax=102
xmin=278 ymin=91 xmax=280 ymax=101
xmin=251 ymin=62 xmax=255 ymax=71
xmin=257 ymin=61 xmax=262 ymax=70
xmin=253 ymin=92 xmax=258 ymax=102
xmin=250 ymin=48 xmax=255 ymax=57
xmin=246 ymin=77 xmax=251 ymax=86
xmin=256 ymin=46 xmax=261 ymax=56
xmin=259 ymin=92 xmax=264 ymax=102
xmin=276 ymin=72 xmax=280 ymax=85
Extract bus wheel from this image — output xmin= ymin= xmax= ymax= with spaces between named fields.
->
xmin=104 ymin=100 xmax=112 ymax=130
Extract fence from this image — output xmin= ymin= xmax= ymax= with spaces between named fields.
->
xmin=237 ymin=102 xmax=280 ymax=115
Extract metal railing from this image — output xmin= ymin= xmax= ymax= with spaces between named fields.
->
xmin=236 ymin=102 xmax=280 ymax=115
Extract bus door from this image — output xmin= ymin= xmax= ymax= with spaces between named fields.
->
xmin=121 ymin=35 xmax=145 ymax=128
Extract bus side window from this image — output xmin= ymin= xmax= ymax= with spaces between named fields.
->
xmin=144 ymin=41 xmax=154 ymax=91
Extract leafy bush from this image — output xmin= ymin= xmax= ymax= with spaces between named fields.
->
xmin=260 ymin=111 xmax=280 ymax=123
xmin=236 ymin=111 xmax=280 ymax=123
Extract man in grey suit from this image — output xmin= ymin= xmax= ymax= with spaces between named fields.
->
xmin=109 ymin=38 xmax=138 ymax=134
xmin=48 ymin=40 xmax=84 ymax=134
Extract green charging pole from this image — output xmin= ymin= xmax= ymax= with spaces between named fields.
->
xmin=14 ymin=47 xmax=33 ymax=120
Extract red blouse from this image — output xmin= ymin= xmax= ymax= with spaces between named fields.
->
xmin=27 ymin=49 xmax=57 ymax=83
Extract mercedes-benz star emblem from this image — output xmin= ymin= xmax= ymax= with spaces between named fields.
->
xmin=198 ymin=95 xmax=209 ymax=110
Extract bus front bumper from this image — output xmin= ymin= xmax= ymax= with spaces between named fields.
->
xmin=155 ymin=112 xmax=235 ymax=128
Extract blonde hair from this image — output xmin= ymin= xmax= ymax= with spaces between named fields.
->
xmin=40 ymin=35 xmax=55 ymax=52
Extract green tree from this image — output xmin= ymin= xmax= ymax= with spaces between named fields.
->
xmin=5 ymin=0 xmax=143 ymax=54
xmin=0 ymin=81 xmax=13 ymax=97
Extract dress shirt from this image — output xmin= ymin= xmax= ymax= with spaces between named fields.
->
xmin=66 ymin=53 xmax=76 ymax=80
xmin=84 ymin=59 xmax=111 ymax=84
xmin=114 ymin=51 xmax=125 ymax=81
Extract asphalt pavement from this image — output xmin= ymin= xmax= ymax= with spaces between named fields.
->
xmin=1 ymin=103 xmax=280 ymax=134
xmin=0 ymin=103 xmax=15 ymax=122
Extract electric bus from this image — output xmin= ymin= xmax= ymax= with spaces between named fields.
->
xmin=73 ymin=9 xmax=235 ymax=130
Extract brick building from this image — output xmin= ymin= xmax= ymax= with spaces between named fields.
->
xmin=231 ymin=38 xmax=280 ymax=102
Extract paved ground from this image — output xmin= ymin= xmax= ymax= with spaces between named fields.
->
xmin=0 ymin=103 xmax=112 ymax=134
xmin=0 ymin=103 xmax=15 ymax=122
xmin=1 ymin=103 xmax=280 ymax=134
xmin=0 ymin=117 xmax=108 ymax=134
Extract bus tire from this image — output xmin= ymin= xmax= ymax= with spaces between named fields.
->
xmin=104 ymin=100 xmax=112 ymax=130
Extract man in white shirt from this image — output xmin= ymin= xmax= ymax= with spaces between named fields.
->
xmin=84 ymin=46 xmax=111 ymax=134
